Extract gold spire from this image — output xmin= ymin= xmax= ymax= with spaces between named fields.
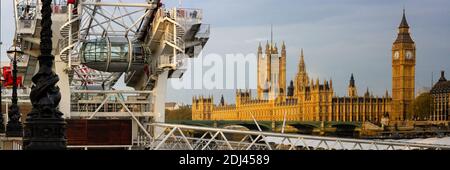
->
xmin=299 ymin=48 xmax=306 ymax=72
xmin=329 ymin=78 xmax=333 ymax=89
xmin=273 ymin=43 xmax=278 ymax=54
xmin=258 ymin=42 xmax=262 ymax=54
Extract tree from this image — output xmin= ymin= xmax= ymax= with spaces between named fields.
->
xmin=165 ymin=106 xmax=192 ymax=121
xmin=407 ymin=92 xmax=433 ymax=120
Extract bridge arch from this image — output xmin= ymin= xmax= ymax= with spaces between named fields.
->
xmin=218 ymin=123 xmax=271 ymax=131
xmin=223 ymin=125 xmax=250 ymax=131
xmin=287 ymin=124 xmax=316 ymax=135
xmin=234 ymin=123 xmax=271 ymax=131
xmin=331 ymin=123 xmax=359 ymax=137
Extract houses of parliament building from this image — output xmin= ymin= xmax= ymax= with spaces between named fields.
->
xmin=192 ymin=11 xmax=418 ymax=123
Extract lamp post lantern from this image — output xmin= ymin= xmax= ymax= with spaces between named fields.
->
xmin=6 ymin=45 xmax=24 ymax=137
xmin=23 ymin=0 xmax=67 ymax=150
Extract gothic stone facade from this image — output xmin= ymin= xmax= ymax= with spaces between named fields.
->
xmin=193 ymin=12 xmax=417 ymax=123
xmin=430 ymin=71 xmax=450 ymax=121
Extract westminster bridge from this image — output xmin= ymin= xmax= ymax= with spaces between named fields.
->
xmin=166 ymin=120 xmax=364 ymax=137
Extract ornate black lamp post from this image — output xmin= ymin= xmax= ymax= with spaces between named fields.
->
xmin=23 ymin=0 xmax=67 ymax=150
xmin=6 ymin=45 xmax=24 ymax=137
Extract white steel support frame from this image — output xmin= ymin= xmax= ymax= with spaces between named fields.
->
xmin=67 ymin=0 xmax=193 ymax=91
xmin=59 ymin=3 xmax=76 ymax=67
xmin=71 ymin=65 xmax=121 ymax=88
xmin=62 ymin=0 xmax=159 ymax=89
xmin=13 ymin=0 xmax=19 ymax=35
xmin=13 ymin=0 xmax=41 ymax=35
xmin=71 ymin=90 xmax=155 ymax=141
xmin=82 ymin=2 xmax=156 ymax=8
xmin=250 ymin=113 xmax=273 ymax=150
xmin=148 ymin=123 xmax=450 ymax=150
xmin=148 ymin=6 xmax=186 ymax=70
xmin=69 ymin=4 xmax=73 ymax=66
xmin=62 ymin=0 xmax=185 ymax=146
xmin=12 ymin=0 xmax=41 ymax=86
xmin=276 ymin=111 xmax=294 ymax=149
xmin=78 ymin=0 xmax=156 ymax=42
xmin=152 ymin=71 xmax=168 ymax=137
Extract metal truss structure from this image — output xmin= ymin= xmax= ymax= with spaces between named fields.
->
xmin=70 ymin=90 xmax=155 ymax=141
xmin=4 ymin=122 xmax=450 ymax=150
xmin=145 ymin=123 xmax=450 ymax=150
xmin=70 ymin=65 xmax=122 ymax=90
xmin=60 ymin=0 xmax=156 ymax=89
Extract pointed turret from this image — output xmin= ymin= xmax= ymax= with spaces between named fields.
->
xmin=349 ymin=73 xmax=355 ymax=88
xmin=329 ymin=79 xmax=333 ymax=89
xmin=193 ymin=96 xmax=197 ymax=107
xmin=258 ymin=42 xmax=262 ymax=54
xmin=298 ymin=48 xmax=306 ymax=73
xmin=399 ymin=9 xmax=409 ymax=28
xmin=294 ymin=48 xmax=309 ymax=93
xmin=324 ymin=80 xmax=329 ymax=89
xmin=220 ymin=95 xmax=225 ymax=106
xmin=394 ymin=9 xmax=414 ymax=44
xmin=278 ymin=41 xmax=286 ymax=98
xmin=316 ymin=78 xmax=320 ymax=88
xmin=348 ymin=74 xmax=357 ymax=97
xmin=439 ymin=71 xmax=447 ymax=82
xmin=287 ymin=80 xmax=294 ymax=97
xmin=273 ymin=43 xmax=278 ymax=54
xmin=265 ymin=41 xmax=270 ymax=53
xmin=364 ymin=88 xmax=370 ymax=98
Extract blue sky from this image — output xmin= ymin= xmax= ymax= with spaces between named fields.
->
xmin=163 ymin=0 xmax=450 ymax=105
xmin=2 ymin=0 xmax=450 ymax=105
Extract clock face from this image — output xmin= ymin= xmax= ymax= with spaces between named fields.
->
xmin=406 ymin=51 xmax=413 ymax=60
xmin=394 ymin=51 xmax=400 ymax=60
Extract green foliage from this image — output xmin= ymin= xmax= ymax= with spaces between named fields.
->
xmin=407 ymin=93 xmax=433 ymax=120
xmin=165 ymin=106 xmax=192 ymax=121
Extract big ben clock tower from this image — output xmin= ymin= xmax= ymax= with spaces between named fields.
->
xmin=392 ymin=10 xmax=416 ymax=121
